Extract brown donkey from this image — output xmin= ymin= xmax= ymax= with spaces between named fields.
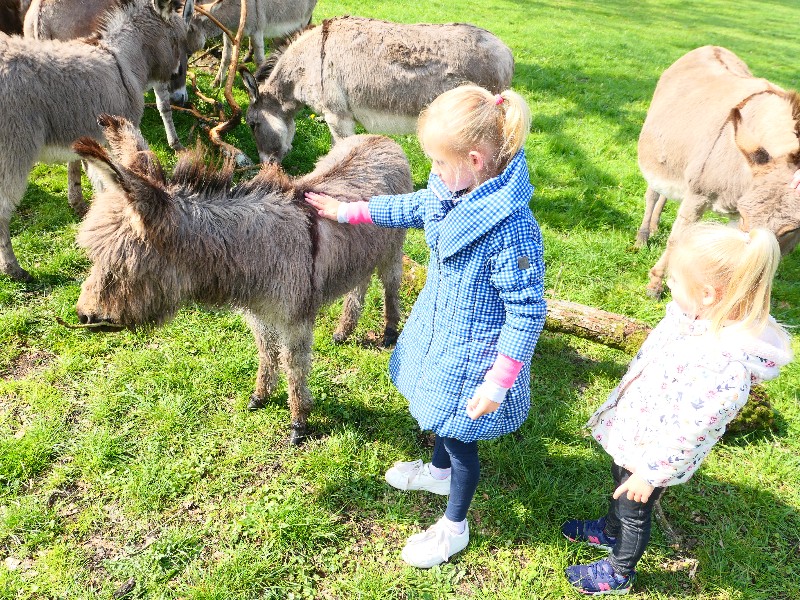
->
xmin=73 ymin=115 xmax=409 ymax=444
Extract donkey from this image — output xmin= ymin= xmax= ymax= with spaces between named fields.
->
xmin=73 ymin=114 xmax=409 ymax=445
xmin=0 ymin=0 xmax=194 ymax=281
xmin=23 ymin=0 xmax=192 ymax=217
xmin=240 ymin=16 xmax=514 ymax=162
xmin=636 ymin=45 xmax=800 ymax=297
xmin=188 ymin=0 xmax=317 ymax=87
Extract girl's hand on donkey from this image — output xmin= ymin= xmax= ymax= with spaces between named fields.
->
xmin=466 ymin=396 xmax=501 ymax=420
xmin=305 ymin=191 xmax=341 ymax=220
xmin=613 ymin=471 xmax=655 ymax=503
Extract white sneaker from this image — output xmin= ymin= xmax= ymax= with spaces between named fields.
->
xmin=385 ymin=460 xmax=450 ymax=495
xmin=401 ymin=518 xmax=470 ymax=568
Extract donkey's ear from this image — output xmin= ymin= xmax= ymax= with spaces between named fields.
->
xmin=96 ymin=114 xmax=166 ymax=182
xmin=152 ymin=0 xmax=176 ymax=21
xmin=74 ymin=137 xmax=168 ymax=219
xmin=182 ymin=0 xmax=195 ymax=24
xmin=731 ymin=107 xmax=772 ymax=167
xmin=73 ymin=138 xmax=126 ymax=190
xmin=240 ymin=67 xmax=259 ymax=103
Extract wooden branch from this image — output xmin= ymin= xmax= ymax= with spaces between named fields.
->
xmin=208 ymin=0 xmax=252 ymax=166
xmin=545 ymin=298 xmax=652 ymax=354
xmin=194 ymin=3 xmax=235 ymax=41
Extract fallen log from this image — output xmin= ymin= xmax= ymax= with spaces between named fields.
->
xmin=545 ymin=298 xmax=651 ymax=355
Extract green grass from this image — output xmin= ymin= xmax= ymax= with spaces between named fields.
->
xmin=2 ymin=0 xmax=800 ymax=597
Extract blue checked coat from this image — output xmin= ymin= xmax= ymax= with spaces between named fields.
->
xmin=368 ymin=150 xmax=546 ymax=441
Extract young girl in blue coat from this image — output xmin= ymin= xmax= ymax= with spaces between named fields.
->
xmin=306 ymin=84 xmax=546 ymax=568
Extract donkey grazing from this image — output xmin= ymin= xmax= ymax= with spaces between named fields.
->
xmin=636 ymin=45 xmax=800 ymax=297
xmin=188 ymin=0 xmax=317 ymax=87
xmin=0 ymin=0 xmax=194 ymax=281
xmin=24 ymin=0 xmax=192 ymax=216
xmin=241 ymin=16 xmax=514 ymax=162
xmin=74 ymin=115 xmax=409 ymax=445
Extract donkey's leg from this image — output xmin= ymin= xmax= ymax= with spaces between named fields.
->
xmin=333 ymin=278 xmax=369 ymax=344
xmin=634 ymin=187 xmax=661 ymax=248
xmin=279 ymin=320 xmax=315 ymax=445
xmin=67 ymin=161 xmax=89 ymax=217
xmin=242 ymin=311 xmax=280 ymax=410
xmin=378 ymin=251 xmax=403 ymax=347
xmin=251 ymin=31 xmax=266 ymax=65
xmin=213 ymin=35 xmax=234 ymax=87
xmin=649 ymin=193 xmax=668 ymax=237
xmin=153 ymin=82 xmax=184 ymax=151
xmin=646 ymin=193 xmax=706 ymax=298
xmin=0 ymin=162 xmax=33 ymax=281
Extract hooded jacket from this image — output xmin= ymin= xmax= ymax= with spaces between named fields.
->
xmin=367 ymin=150 xmax=546 ymax=441
xmin=588 ymin=301 xmax=793 ymax=487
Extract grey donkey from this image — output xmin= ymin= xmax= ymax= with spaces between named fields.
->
xmin=24 ymin=0 xmax=193 ymax=216
xmin=0 ymin=0 xmax=195 ymax=281
xmin=241 ymin=16 xmax=514 ymax=162
xmin=73 ymin=114 xmax=409 ymax=445
xmin=188 ymin=0 xmax=317 ymax=87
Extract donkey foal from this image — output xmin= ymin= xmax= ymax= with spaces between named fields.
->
xmin=74 ymin=115 xmax=409 ymax=444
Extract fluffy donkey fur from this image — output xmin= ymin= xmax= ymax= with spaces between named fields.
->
xmin=74 ymin=115 xmax=410 ymax=444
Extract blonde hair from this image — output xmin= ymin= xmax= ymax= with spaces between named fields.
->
xmin=417 ymin=84 xmax=531 ymax=174
xmin=670 ymin=222 xmax=781 ymax=334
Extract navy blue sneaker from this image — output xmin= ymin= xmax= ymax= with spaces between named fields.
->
xmin=561 ymin=517 xmax=617 ymax=551
xmin=565 ymin=558 xmax=633 ymax=595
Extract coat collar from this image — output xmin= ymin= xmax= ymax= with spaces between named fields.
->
xmin=427 ymin=151 xmax=534 ymax=259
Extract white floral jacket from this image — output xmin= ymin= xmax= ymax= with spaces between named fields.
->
xmin=588 ymin=302 xmax=793 ymax=488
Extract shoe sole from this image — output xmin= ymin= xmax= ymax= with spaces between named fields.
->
xmin=384 ymin=475 xmax=450 ymax=495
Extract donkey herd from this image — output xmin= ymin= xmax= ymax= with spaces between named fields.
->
xmin=1 ymin=0 xmax=800 ymax=442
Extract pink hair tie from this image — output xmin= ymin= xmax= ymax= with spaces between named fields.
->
xmin=494 ymin=94 xmax=504 ymax=106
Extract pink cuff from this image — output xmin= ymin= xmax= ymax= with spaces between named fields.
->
xmin=484 ymin=354 xmax=523 ymax=388
xmin=346 ymin=201 xmax=373 ymax=224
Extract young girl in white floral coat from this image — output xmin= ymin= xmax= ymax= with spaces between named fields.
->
xmin=562 ymin=222 xmax=793 ymax=595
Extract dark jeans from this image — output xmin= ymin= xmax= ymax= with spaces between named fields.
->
xmin=603 ymin=462 xmax=665 ymax=575
xmin=431 ymin=435 xmax=480 ymax=523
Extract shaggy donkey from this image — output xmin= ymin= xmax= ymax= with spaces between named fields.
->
xmin=73 ymin=114 xmax=409 ymax=445
xmin=636 ymin=45 xmax=800 ymax=297
xmin=240 ymin=16 xmax=514 ymax=162
xmin=24 ymin=0 xmax=192 ymax=215
xmin=188 ymin=0 xmax=317 ymax=86
xmin=0 ymin=0 xmax=194 ymax=281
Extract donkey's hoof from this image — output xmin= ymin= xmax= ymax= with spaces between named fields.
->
xmin=2 ymin=264 xmax=32 ymax=282
xmin=332 ymin=331 xmax=347 ymax=344
xmin=247 ymin=394 xmax=266 ymax=411
xmin=382 ymin=327 xmax=399 ymax=347
xmin=289 ymin=422 xmax=308 ymax=446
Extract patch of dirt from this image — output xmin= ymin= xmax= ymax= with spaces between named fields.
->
xmin=0 ymin=348 xmax=55 ymax=380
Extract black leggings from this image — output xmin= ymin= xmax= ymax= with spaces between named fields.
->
xmin=604 ymin=462 xmax=665 ymax=575
xmin=431 ymin=435 xmax=480 ymax=523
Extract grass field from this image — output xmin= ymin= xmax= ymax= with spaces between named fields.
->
xmin=1 ymin=0 xmax=799 ymax=598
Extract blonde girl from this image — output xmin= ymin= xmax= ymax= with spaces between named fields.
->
xmin=562 ymin=222 xmax=793 ymax=595
xmin=306 ymin=85 xmax=546 ymax=568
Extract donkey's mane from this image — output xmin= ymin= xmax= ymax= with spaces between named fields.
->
xmin=169 ymin=147 xmax=301 ymax=204
xmin=253 ymin=23 xmax=318 ymax=83
xmin=170 ymin=147 xmax=237 ymax=199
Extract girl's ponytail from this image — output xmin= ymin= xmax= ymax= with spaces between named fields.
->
xmin=496 ymin=89 xmax=532 ymax=163
xmin=672 ymin=222 xmax=781 ymax=334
